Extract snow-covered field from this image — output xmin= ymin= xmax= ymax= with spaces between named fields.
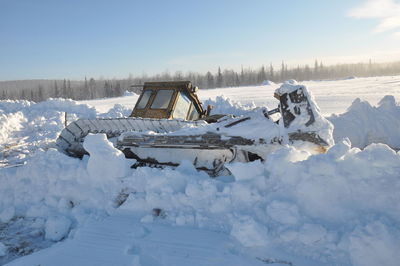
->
xmin=81 ymin=75 xmax=400 ymax=116
xmin=1 ymin=76 xmax=400 ymax=266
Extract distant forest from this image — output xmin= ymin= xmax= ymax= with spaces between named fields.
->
xmin=1 ymin=60 xmax=400 ymax=102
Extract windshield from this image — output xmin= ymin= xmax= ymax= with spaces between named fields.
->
xmin=173 ymin=91 xmax=191 ymax=119
xmin=136 ymin=90 xmax=152 ymax=109
xmin=151 ymin=89 xmax=174 ymax=109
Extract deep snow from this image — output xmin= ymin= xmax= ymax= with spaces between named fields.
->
xmin=1 ymin=76 xmax=400 ymax=266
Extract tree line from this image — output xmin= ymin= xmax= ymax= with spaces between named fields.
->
xmin=1 ymin=60 xmax=400 ymax=102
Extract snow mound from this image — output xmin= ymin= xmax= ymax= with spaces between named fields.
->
xmin=202 ymin=95 xmax=256 ymax=116
xmin=118 ymin=141 xmax=399 ymax=265
xmin=98 ymin=104 xmax=132 ymax=118
xmin=123 ymin=90 xmax=135 ymax=96
xmin=83 ymin=133 xmax=128 ymax=180
xmin=44 ymin=216 xmax=72 ymax=241
xmin=329 ymin=95 xmax=400 ymax=149
xmin=0 ymin=98 xmax=125 ymax=167
xmin=2 ymin=136 xmax=400 ymax=265
xmin=262 ymin=80 xmax=275 ymax=85
xmin=0 ymin=112 xmax=25 ymax=144
xmin=0 ymin=98 xmax=97 ymax=146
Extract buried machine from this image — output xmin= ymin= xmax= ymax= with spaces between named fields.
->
xmin=57 ymin=81 xmax=333 ymax=175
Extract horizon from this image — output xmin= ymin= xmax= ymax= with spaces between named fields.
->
xmin=1 ymin=0 xmax=400 ymax=80
xmin=1 ymin=59 xmax=399 ymax=82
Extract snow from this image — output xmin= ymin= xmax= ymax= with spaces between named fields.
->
xmin=83 ymin=133 xmax=129 ymax=180
xmin=0 ymin=242 xmax=6 ymax=257
xmin=0 ymin=98 xmax=97 ymax=167
xmin=2 ymin=139 xmax=400 ymax=265
xmin=329 ymin=95 xmax=400 ymax=149
xmin=0 ymin=207 xmax=15 ymax=223
xmin=1 ymin=76 xmax=400 ymax=266
xmin=44 ymin=216 xmax=72 ymax=241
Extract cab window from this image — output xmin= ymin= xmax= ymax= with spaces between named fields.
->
xmin=151 ymin=89 xmax=174 ymax=109
xmin=136 ymin=89 xmax=152 ymax=109
xmin=173 ymin=91 xmax=192 ymax=119
xmin=187 ymin=104 xmax=200 ymax=120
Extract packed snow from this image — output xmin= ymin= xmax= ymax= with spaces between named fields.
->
xmin=1 ymin=76 xmax=400 ymax=266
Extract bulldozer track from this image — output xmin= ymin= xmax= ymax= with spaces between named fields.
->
xmin=57 ymin=117 xmax=206 ymax=157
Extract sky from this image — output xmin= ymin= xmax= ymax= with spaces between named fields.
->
xmin=1 ymin=0 xmax=400 ymax=80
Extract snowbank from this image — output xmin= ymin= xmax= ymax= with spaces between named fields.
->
xmin=0 ymin=99 xmax=97 ymax=146
xmin=329 ymin=95 xmax=400 ymax=149
xmin=0 ymin=99 xmax=98 ymax=167
xmin=2 ymin=139 xmax=399 ymax=265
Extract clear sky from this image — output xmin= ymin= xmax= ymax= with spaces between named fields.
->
xmin=1 ymin=0 xmax=400 ymax=80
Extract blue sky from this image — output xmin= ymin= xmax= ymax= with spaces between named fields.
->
xmin=1 ymin=0 xmax=400 ymax=80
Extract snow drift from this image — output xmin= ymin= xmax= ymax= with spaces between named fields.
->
xmin=329 ymin=95 xmax=400 ymax=149
xmin=2 ymin=136 xmax=400 ymax=265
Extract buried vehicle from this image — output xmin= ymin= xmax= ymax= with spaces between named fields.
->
xmin=57 ymin=81 xmax=333 ymax=175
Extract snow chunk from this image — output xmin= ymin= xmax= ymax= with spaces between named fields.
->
xmin=231 ymin=217 xmax=269 ymax=247
xmin=267 ymin=201 xmax=300 ymax=225
xmin=45 ymin=216 xmax=72 ymax=241
xmin=227 ymin=160 xmax=265 ymax=181
xmin=83 ymin=133 xmax=127 ymax=179
xmin=298 ymin=224 xmax=327 ymax=245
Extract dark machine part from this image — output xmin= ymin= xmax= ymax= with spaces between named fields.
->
xmin=118 ymin=132 xmax=255 ymax=150
xmin=274 ymin=88 xmax=315 ymax=128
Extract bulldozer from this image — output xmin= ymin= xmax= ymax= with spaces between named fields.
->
xmin=57 ymin=81 xmax=332 ymax=175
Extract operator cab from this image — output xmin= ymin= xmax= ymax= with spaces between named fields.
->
xmin=130 ymin=81 xmax=205 ymax=120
